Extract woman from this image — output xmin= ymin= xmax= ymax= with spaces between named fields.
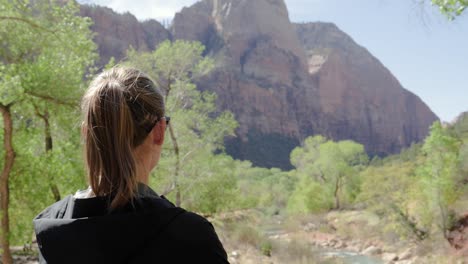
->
xmin=33 ymin=67 xmax=229 ymax=264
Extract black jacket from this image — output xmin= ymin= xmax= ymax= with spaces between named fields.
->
xmin=33 ymin=184 xmax=229 ymax=264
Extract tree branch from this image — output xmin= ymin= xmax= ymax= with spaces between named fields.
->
xmin=0 ymin=16 xmax=55 ymax=34
xmin=26 ymin=91 xmax=77 ymax=107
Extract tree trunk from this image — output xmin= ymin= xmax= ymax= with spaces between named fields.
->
xmin=50 ymin=184 xmax=61 ymax=202
xmin=0 ymin=104 xmax=15 ymax=264
xmin=43 ymin=110 xmax=52 ymax=151
xmin=165 ymin=83 xmax=181 ymax=206
xmin=43 ymin=113 xmax=61 ymax=202
xmin=34 ymin=105 xmax=61 ymax=201
xmin=168 ymin=123 xmax=181 ymax=206
xmin=334 ymin=177 xmax=340 ymax=210
xmin=437 ymin=187 xmax=449 ymax=239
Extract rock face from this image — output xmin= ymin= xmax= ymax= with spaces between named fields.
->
xmin=295 ymin=22 xmax=438 ymax=156
xmin=172 ymin=0 xmax=323 ymax=169
xmin=79 ymin=0 xmax=439 ymax=169
xmin=79 ymin=5 xmax=171 ymax=67
xmin=171 ymin=0 xmax=438 ymax=168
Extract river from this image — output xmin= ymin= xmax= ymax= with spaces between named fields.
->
xmin=261 ymin=216 xmax=383 ymax=264
xmin=320 ymin=250 xmax=383 ymax=264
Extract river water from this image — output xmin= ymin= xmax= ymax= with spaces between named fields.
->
xmin=320 ymin=250 xmax=383 ymax=264
xmin=261 ymin=217 xmax=383 ymax=264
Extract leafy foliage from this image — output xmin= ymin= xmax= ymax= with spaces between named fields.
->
xmin=359 ymin=121 xmax=467 ymax=241
xmin=0 ymin=0 xmax=96 ymax=248
xmin=432 ymin=0 xmax=468 ymax=19
xmin=236 ymin=164 xmax=296 ymax=215
xmin=413 ymin=122 xmax=462 ymax=239
xmin=288 ymin=136 xmax=368 ymax=213
xmin=358 ymin=160 xmax=424 ymax=239
xmin=10 ymin=127 xmax=86 ymax=244
xmin=125 ymin=40 xmax=238 ymax=214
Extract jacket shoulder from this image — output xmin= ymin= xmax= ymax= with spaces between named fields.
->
xmin=34 ymin=195 xmax=74 ymax=221
xmin=130 ymin=211 xmax=229 ymax=263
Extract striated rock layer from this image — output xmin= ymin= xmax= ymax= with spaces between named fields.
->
xmin=80 ymin=0 xmax=439 ymax=169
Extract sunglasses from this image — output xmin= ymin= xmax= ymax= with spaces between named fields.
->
xmin=146 ymin=116 xmax=170 ymax=133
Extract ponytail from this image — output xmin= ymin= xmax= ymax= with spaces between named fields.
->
xmin=81 ymin=67 xmax=164 ymax=209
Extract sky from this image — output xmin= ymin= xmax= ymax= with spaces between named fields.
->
xmin=77 ymin=0 xmax=468 ymax=122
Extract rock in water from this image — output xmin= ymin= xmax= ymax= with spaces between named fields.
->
xmin=362 ymin=245 xmax=382 ymax=255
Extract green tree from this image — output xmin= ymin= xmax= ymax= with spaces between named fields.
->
xmin=178 ymin=153 xmax=238 ymax=214
xmin=125 ymin=40 xmax=237 ymax=209
xmin=236 ymin=164 xmax=295 ymax=214
xmin=9 ymin=129 xmax=86 ymax=245
xmin=415 ymin=122 xmax=462 ymax=239
xmin=287 ymin=136 xmax=368 ymax=213
xmin=0 ymin=1 xmax=96 ymax=261
xmin=358 ymin=161 xmax=427 ymax=240
xmin=287 ymin=173 xmax=334 ymax=213
xmin=318 ymin=140 xmax=368 ymax=208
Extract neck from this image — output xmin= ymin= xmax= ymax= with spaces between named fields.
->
xmin=134 ymin=149 xmax=151 ymax=185
xmin=133 ymin=135 xmax=160 ymax=186
xmin=136 ymin=162 xmax=150 ymax=185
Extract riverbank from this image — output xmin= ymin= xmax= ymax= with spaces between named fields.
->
xmin=215 ymin=209 xmax=468 ymax=264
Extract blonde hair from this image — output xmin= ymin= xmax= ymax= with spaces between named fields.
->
xmin=81 ymin=67 xmax=164 ymax=209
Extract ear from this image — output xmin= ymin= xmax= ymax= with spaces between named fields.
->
xmin=151 ymin=120 xmax=165 ymax=146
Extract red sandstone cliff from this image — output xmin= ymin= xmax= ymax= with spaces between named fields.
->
xmin=79 ymin=5 xmax=170 ymax=67
xmin=79 ymin=0 xmax=439 ymax=169
xmin=295 ymin=22 xmax=438 ymax=156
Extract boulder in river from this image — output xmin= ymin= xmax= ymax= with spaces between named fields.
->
xmin=362 ymin=245 xmax=382 ymax=255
